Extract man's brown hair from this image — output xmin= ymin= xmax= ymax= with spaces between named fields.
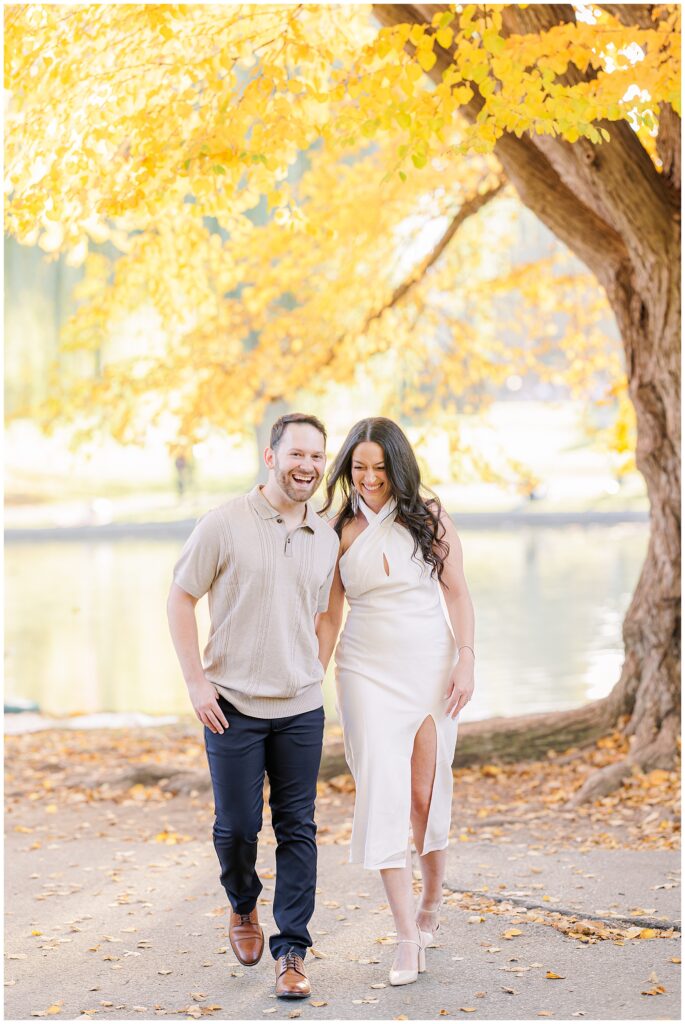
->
xmin=270 ymin=413 xmax=327 ymax=450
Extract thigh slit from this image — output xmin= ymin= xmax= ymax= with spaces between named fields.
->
xmin=410 ymin=713 xmax=438 ymax=857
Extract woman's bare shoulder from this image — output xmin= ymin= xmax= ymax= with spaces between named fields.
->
xmin=339 ymin=512 xmax=366 ymax=555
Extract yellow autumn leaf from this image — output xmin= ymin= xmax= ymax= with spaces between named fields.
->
xmin=417 ymin=48 xmax=437 ymax=72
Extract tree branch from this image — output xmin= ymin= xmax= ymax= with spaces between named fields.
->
xmin=373 ymin=3 xmax=677 ymax=290
xmin=255 ymin=175 xmax=505 ymax=405
xmin=596 ymin=5 xmax=656 ymax=30
xmin=656 ymin=101 xmax=681 ymax=191
xmin=374 ymin=4 xmax=628 ymax=288
xmin=499 ymin=4 xmax=677 ymax=266
xmin=362 ymin=178 xmax=506 ymax=331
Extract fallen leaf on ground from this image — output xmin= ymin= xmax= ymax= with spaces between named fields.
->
xmin=545 ymin=971 xmax=564 ymax=980
xmin=309 ymin=1001 xmax=327 ymax=1007
xmin=459 ymin=1009 xmax=476 ymax=1013
xmin=309 ymin=947 xmax=326 ymax=958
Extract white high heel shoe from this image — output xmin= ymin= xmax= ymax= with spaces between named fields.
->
xmin=417 ymin=899 xmax=442 ymax=948
xmin=388 ymin=927 xmax=426 ymax=986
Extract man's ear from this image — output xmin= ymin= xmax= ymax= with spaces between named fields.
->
xmin=263 ymin=446 xmax=275 ymax=470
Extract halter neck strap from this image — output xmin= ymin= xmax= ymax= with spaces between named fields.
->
xmin=358 ymin=495 xmax=397 ymax=524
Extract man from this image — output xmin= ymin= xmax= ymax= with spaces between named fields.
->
xmin=167 ymin=413 xmax=339 ymax=999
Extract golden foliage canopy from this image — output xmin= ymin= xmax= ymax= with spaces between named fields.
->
xmin=5 ymin=3 xmax=676 ymax=459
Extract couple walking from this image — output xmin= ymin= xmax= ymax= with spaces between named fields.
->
xmin=167 ymin=413 xmax=475 ymax=998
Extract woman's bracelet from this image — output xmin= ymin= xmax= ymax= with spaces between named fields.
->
xmin=458 ymin=645 xmax=475 ymax=658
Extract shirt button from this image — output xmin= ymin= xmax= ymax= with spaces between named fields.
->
xmin=276 ymin=517 xmax=283 ymax=523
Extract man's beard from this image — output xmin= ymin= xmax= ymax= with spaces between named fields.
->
xmin=274 ymin=461 xmax=321 ymax=503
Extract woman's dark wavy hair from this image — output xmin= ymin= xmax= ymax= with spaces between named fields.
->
xmin=321 ymin=417 xmax=450 ymax=582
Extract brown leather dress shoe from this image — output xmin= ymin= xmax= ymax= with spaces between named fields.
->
xmin=228 ymin=908 xmax=264 ymax=966
xmin=274 ymin=949 xmax=311 ymax=999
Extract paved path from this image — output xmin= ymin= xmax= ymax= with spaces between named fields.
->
xmin=5 ymin=799 xmax=680 ymax=1021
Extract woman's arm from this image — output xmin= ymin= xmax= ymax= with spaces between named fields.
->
xmin=436 ymin=508 xmax=476 ymax=719
xmin=315 ymin=555 xmax=345 ymax=670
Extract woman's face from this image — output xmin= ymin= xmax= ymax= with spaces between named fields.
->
xmin=351 ymin=441 xmax=390 ymax=509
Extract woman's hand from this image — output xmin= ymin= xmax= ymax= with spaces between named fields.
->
xmin=444 ymin=653 xmax=475 ymax=719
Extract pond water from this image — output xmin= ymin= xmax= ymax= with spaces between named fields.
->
xmin=5 ymin=524 xmax=648 ymax=724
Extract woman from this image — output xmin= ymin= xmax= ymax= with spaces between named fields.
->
xmin=316 ymin=417 xmax=475 ymax=986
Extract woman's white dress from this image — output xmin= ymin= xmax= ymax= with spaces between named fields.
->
xmin=335 ymin=496 xmax=459 ymax=870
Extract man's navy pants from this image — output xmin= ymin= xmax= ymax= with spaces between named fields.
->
xmin=204 ymin=696 xmax=325 ymax=960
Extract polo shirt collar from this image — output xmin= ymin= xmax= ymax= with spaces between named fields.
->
xmin=248 ymin=485 xmax=319 ymax=532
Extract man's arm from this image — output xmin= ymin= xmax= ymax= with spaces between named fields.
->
xmin=167 ymin=582 xmax=229 ymax=734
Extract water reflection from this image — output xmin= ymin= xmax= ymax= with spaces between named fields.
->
xmin=5 ymin=525 xmax=648 ymax=723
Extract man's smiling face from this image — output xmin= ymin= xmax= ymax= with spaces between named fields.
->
xmin=269 ymin=423 xmax=326 ymax=503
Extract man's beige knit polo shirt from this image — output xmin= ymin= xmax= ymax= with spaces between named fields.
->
xmin=173 ymin=485 xmax=340 ymax=719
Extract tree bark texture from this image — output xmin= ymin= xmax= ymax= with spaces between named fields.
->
xmin=373 ymin=4 xmax=681 ymax=799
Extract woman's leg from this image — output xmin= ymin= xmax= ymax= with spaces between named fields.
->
xmin=380 ymin=855 xmax=421 ymax=970
xmin=411 ymin=716 xmax=446 ymax=933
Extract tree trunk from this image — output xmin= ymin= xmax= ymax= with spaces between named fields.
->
xmin=373 ymin=4 xmax=681 ymax=799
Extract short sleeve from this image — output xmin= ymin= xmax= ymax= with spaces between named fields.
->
xmin=316 ymin=544 xmax=338 ymax=613
xmin=172 ymin=510 xmax=223 ymax=599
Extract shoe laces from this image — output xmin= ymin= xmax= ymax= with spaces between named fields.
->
xmin=283 ymin=948 xmax=301 ymax=972
xmin=238 ymin=913 xmax=253 ymax=926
